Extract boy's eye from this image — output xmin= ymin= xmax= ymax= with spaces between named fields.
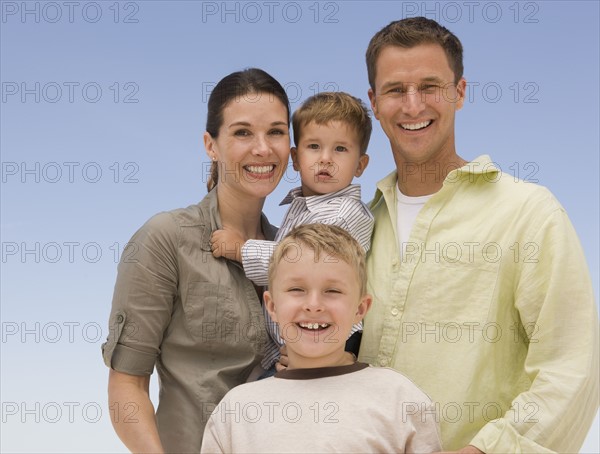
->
xmin=287 ymin=287 xmax=304 ymax=293
xmin=307 ymin=143 xmax=320 ymax=150
xmin=325 ymin=288 xmax=342 ymax=294
xmin=335 ymin=146 xmax=348 ymax=152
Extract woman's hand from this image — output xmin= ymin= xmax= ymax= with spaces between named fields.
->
xmin=211 ymin=229 xmax=245 ymax=262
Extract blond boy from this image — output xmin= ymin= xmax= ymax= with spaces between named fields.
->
xmin=201 ymin=224 xmax=442 ymax=453
xmin=212 ymin=92 xmax=375 ymax=371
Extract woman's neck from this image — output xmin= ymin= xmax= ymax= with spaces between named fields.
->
xmin=216 ymin=186 xmax=265 ymax=240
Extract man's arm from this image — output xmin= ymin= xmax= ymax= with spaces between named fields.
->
xmin=469 ymin=209 xmax=599 ymax=453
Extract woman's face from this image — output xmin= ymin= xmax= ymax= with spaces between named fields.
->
xmin=205 ymin=91 xmax=290 ymax=200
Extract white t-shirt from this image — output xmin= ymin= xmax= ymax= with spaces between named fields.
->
xmin=395 ymin=185 xmax=433 ymax=260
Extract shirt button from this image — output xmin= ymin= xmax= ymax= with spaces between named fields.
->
xmin=380 ymin=358 xmax=389 ymax=367
xmin=391 ymin=307 xmax=399 ymax=316
xmin=116 ymin=314 xmax=124 ymax=323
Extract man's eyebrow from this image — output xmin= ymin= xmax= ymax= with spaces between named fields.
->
xmin=380 ymin=76 xmax=447 ymax=91
xmin=421 ymin=76 xmax=446 ymax=84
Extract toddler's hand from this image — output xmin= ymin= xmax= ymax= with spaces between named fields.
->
xmin=211 ymin=229 xmax=245 ymax=262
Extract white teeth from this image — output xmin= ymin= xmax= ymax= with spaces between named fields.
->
xmin=299 ymin=322 xmax=330 ymax=330
xmin=401 ymin=120 xmax=431 ymax=131
xmin=245 ymin=165 xmax=274 ymax=174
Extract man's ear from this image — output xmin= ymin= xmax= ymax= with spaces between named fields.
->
xmin=264 ymin=290 xmax=277 ymax=323
xmin=354 ymin=294 xmax=373 ymax=324
xmin=455 ymin=77 xmax=467 ymax=111
xmin=355 ymin=154 xmax=370 ymax=177
xmin=368 ymin=88 xmax=379 ymax=119
xmin=290 ymin=147 xmax=299 ymax=171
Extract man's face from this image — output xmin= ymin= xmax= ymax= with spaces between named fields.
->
xmin=368 ymin=44 xmax=466 ymax=167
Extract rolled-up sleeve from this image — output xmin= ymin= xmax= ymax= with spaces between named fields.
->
xmin=102 ymin=212 xmax=179 ymax=376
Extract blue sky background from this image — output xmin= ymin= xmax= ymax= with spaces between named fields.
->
xmin=1 ymin=1 xmax=598 ymax=451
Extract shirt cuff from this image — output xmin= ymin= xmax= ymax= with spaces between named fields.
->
xmin=469 ymin=418 xmax=554 ymax=454
xmin=109 ymin=343 xmax=156 ymax=376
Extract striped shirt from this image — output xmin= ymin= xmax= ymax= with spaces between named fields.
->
xmin=241 ymin=184 xmax=374 ymax=369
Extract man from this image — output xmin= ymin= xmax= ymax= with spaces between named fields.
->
xmin=358 ymin=17 xmax=598 ymax=453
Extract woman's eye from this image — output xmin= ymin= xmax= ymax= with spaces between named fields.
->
xmin=269 ymin=128 xmax=286 ymax=136
xmin=234 ymin=129 xmax=250 ymax=137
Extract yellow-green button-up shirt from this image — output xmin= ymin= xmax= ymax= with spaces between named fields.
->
xmin=359 ymin=155 xmax=598 ymax=453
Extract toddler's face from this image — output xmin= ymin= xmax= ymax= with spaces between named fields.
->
xmin=292 ymin=121 xmax=368 ymax=196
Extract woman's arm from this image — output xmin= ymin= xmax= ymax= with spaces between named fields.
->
xmin=108 ymin=369 xmax=164 ymax=453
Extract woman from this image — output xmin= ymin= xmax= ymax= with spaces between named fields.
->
xmin=102 ymin=68 xmax=290 ymax=453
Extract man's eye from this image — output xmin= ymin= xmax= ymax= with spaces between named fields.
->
xmin=420 ymin=85 xmax=439 ymax=93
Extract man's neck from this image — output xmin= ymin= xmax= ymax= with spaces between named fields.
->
xmin=395 ymin=155 xmax=467 ymax=196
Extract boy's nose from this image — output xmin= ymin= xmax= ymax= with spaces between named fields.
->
xmin=303 ymin=294 xmax=324 ymax=312
xmin=319 ymin=149 xmax=333 ymax=163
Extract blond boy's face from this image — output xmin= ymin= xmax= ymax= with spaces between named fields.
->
xmin=291 ymin=121 xmax=369 ymax=197
xmin=264 ymin=244 xmax=371 ymax=369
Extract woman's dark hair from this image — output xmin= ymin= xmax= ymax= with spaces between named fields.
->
xmin=206 ymin=68 xmax=290 ymax=191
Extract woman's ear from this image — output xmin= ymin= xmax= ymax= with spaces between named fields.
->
xmin=204 ymin=132 xmax=218 ymax=161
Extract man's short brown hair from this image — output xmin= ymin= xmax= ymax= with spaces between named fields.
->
xmin=366 ymin=17 xmax=464 ymax=89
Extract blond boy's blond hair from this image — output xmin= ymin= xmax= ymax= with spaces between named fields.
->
xmin=268 ymin=223 xmax=367 ymax=296
xmin=292 ymin=92 xmax=372 ymax=155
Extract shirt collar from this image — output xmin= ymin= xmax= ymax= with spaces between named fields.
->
xmin=280 ymin=184 xmax=363 ymax=211
xmin=370 ymin=155 xmax=500 ymax=211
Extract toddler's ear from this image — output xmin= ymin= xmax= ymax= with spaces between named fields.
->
xmin=355 ymin=154 xmax=369 ymax=177
xmin=264 ymin=290 xmax=278 ymax=322
xmin=291 ymin=147 xmax=300 ymax=171
xmin=354 ymin=294 xmax=373 ymax=323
